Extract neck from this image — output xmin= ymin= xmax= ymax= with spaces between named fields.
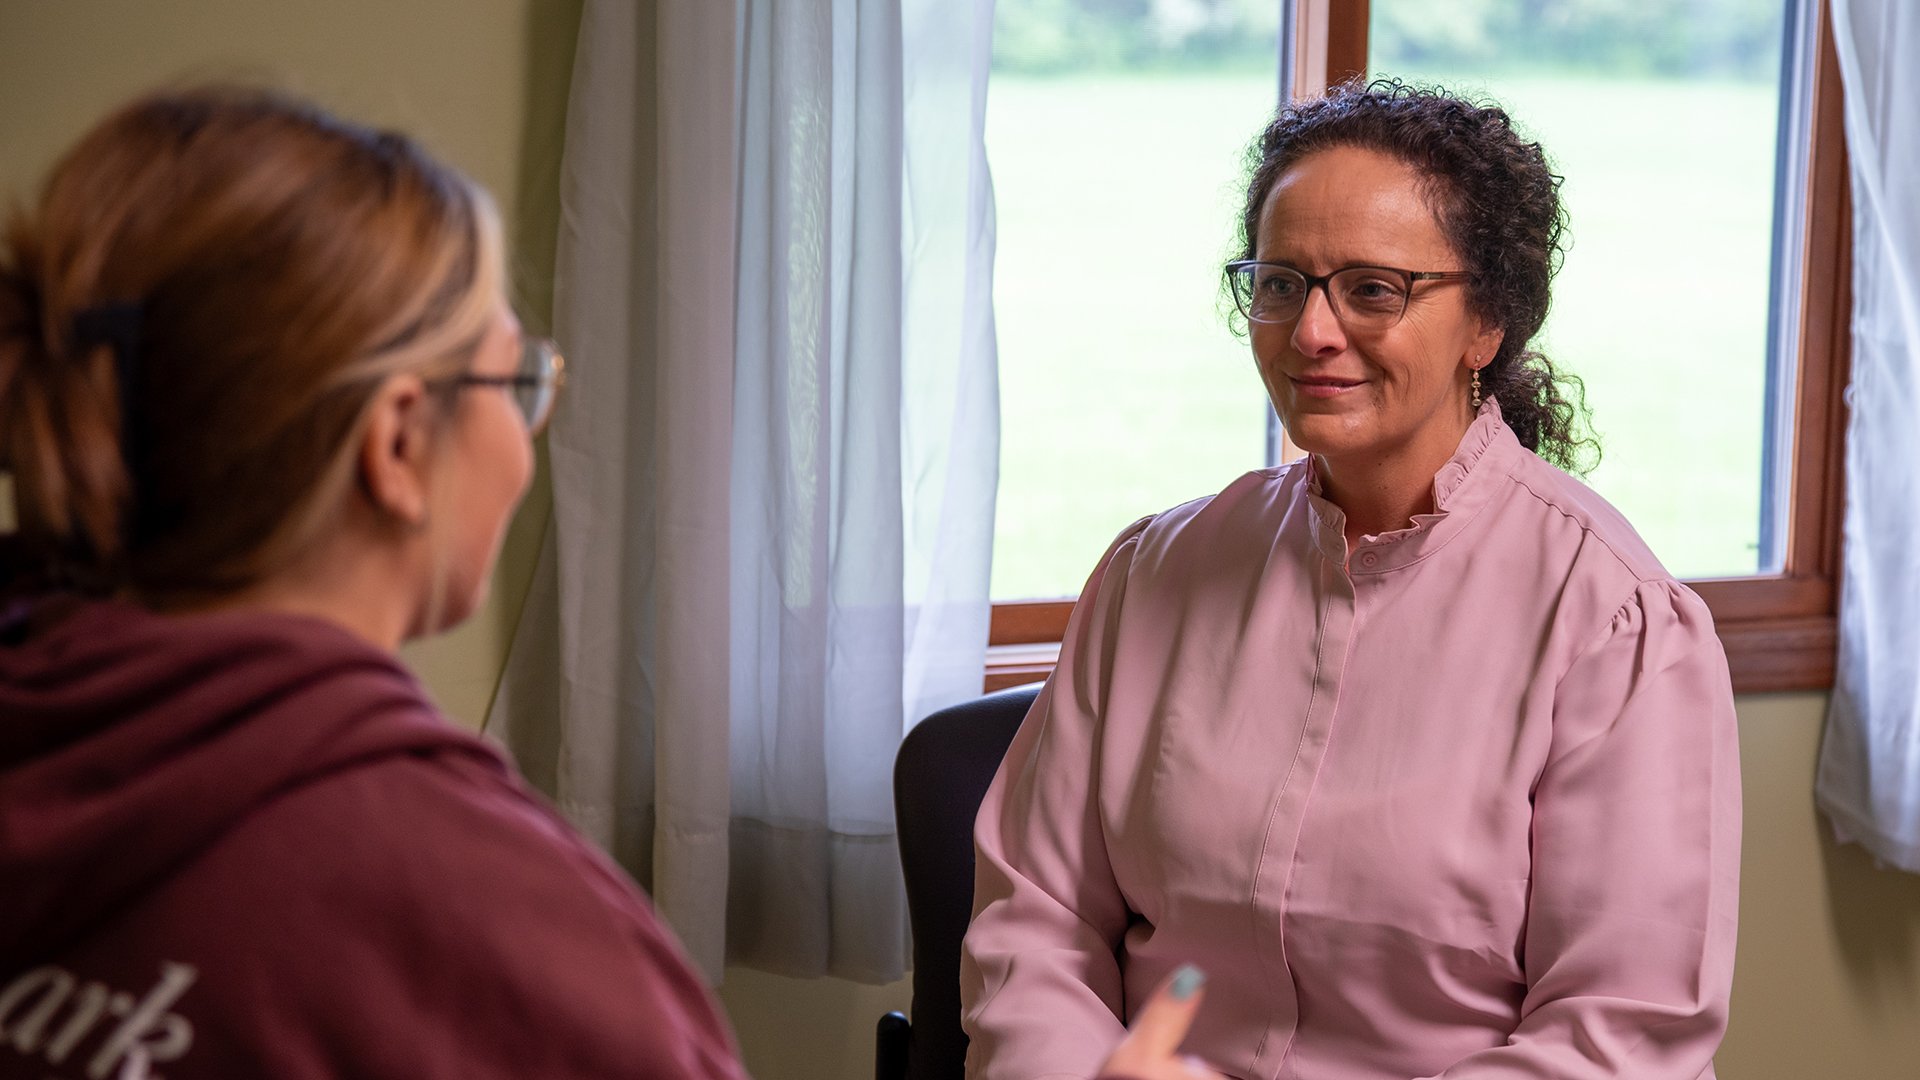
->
xmin=190 ymin=581 xmax=412 ymax=653
xmin=1318 ymin=456 xmax=1438 ymax=550
xmin=155 ymin=537 xmax=420 ymax=654
xmin=1316 ymin=413 xmax=1478 ymax=550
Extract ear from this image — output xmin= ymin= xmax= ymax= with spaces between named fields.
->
xmin=1469 ymin=322 xmax=1506 ymax=372
xmin=357 ymin=373 xmax=436 ymax=528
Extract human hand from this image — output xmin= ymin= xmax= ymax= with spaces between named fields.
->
xmin=1096 ymin=965 xmax=1225 ymax=1080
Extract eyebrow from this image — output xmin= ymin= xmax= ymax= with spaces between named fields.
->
xmin=1245 ymin=259 xmax=1419 ymax=274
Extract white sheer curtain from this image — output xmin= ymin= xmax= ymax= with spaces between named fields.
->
xmin=489 ymin=0 xmax=999 ymax=981
xmin=1817 ymin=0 xmax=1920 ymax=874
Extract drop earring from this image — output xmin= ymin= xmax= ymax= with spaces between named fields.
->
xmin=1470 ymin=365 xmax=1482 ymax=410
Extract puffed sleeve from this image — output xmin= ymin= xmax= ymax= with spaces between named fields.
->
xmin=960 ymin=519 xmax=1153 ymax=1080
xmin=1426 ymin=579 xmax=1741 ymax=1079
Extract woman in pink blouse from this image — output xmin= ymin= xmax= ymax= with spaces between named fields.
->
xmin=961 ymin=80 xmax=1741 ymax=1080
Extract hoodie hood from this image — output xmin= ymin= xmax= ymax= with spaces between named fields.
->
xmin=0 ymin=596 xmax=497 ymax=969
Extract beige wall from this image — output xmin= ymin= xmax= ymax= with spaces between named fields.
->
xmin=1719 ymin=693 xmax=1920 ymax=1078
xmin=6 ymin=6 xmax=1919 ymax=1080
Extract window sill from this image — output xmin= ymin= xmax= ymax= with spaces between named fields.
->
xmin=987 ymin=599 xmax=1837 ymax=697
xmin=984 ymin=641 xmax=1060 ymax=693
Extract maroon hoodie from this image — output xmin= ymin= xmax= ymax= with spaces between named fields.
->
xmin=0 ymin=596 xmax=747 ymax=1080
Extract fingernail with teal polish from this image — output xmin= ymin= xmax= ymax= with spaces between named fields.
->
xmin=1170 ymin=964 xmax=1205 ymax=1001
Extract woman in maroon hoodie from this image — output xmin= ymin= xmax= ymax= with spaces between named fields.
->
xmin=0 ymin=89 xmax=1212 ymax=1080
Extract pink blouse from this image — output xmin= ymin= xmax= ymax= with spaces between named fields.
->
xmin=961 ymin=403 xmax=1740 ymax=1080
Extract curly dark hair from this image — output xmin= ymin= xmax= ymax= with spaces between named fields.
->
xmin=1233 ymin=78 xmax=1598 ymax=473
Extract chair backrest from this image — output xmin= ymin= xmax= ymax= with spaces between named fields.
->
xmin=891 ymin=683 xmax=1042 ymax=1080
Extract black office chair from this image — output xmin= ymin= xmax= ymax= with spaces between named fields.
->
xmin=875 ymin=683 xmax=1043 ymax=1080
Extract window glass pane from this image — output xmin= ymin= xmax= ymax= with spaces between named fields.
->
xmin=1370 ymin=0 xmax=1802 ymax=578
xmin=989 ymin=2 xmax=1279 ymax=601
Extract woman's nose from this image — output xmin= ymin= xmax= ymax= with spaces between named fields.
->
xmin=1289 ymin=284 xmax=1347 ymax=357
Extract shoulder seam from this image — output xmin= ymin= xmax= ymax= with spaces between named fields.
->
xmin=1502 ymin=470 xmax=1666 ymax=588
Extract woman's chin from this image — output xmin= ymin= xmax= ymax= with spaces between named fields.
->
xmin=436 ymin=586 xmax=485 ymax=635
xmin=401 ymin=583 xmax=486 ymax=643
xmin=1281 ymin=414 xmax=1371 ymax=461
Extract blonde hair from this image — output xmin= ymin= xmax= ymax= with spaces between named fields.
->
xmin=0 ymin=86 xmax=502 ymax=600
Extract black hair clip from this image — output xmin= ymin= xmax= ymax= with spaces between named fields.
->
xmin=69 ymin=301 xmax=145 ymax=457
xmin=71 ymin=301 xmax=143 ymax=370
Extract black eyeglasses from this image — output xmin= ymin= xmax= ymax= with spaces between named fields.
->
xmin=456 ymin=336 xmax=567 ymax=435
xmin=1225 ymin=261 xmax=1474 ymax=330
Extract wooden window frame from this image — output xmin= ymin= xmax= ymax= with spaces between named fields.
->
xmin=987 ymin=0 xmax=1851 ymax=695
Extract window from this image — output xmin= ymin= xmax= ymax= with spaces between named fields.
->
xmin=988 ymin=4 xmax=1282 ymax=603
xmin=987 ymin=0 xmax=1849 ymax=694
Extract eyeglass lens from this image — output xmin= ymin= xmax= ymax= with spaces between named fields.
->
xmin=518 ymin=338 xmax=558 ymax=432
xmin=1233 ymin=266 xmax=1412 ymax=327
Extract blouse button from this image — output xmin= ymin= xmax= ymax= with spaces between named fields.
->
xmin=1360 ymin=551 xmax=1380 ymax=569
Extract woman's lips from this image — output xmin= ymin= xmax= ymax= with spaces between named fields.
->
xmin=1290 ymin=375 xmax=1365 ymax=399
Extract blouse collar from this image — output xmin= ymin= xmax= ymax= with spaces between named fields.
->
xmin=1303 ymin=398 xmax=1523 ymax=571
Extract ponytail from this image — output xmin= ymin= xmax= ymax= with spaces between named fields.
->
xmin=0 ymin=227 xmax=132 ymax=592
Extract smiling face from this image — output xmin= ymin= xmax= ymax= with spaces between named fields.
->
xmin=1251 ymin=145 xmax=1502 ymax=484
